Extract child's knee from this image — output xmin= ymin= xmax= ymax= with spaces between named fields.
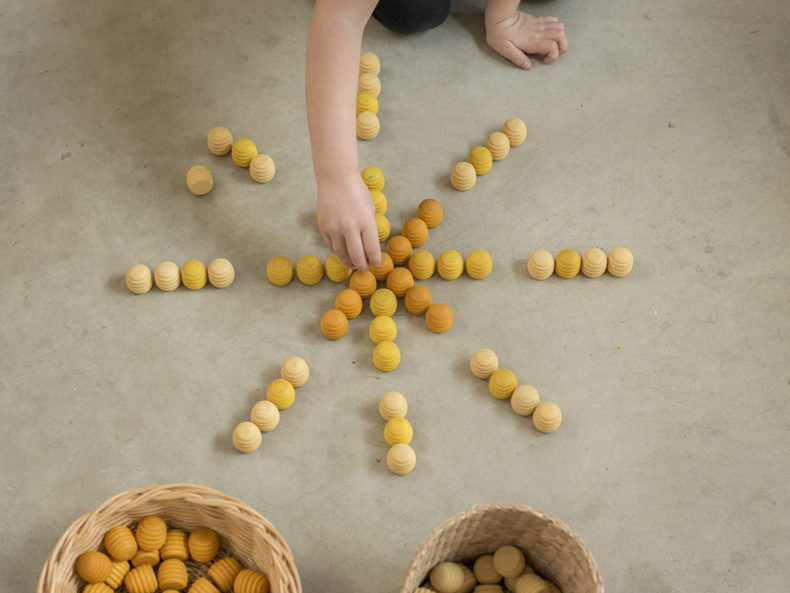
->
xmin=373 ymin=0 xmax=451 ymax=35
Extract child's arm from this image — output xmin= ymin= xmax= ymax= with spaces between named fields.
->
xmin=484 ymin=0 xmax=568 ymax=69
xmin=306 ymin=0 xmax=382 ymax=271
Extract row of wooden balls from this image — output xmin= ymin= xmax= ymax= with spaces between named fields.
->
xmin=232 ymin=357 xmax=310 ymax=453
xmin=378 ymin=391 xmax=417 ymax=474
xmin=74 ymin=516 xmax=268 ymax=593
xmin=125 ymin=259 xmax=235 ymax=294
xmin=186 ymin=127 xmax=277 ymax=196
xmin=450 ymin=118 xmax=527 ymax=191
xmin=470 ymin=348 xmax=562 ymax=434
xmin=527 ymin=247 xmax=633 ymax=280
xmin=357 ymin=52 xmax=382 ymax=140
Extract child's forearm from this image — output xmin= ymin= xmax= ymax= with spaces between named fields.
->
xmin=484 ymin=0 xmax=521 ymax=26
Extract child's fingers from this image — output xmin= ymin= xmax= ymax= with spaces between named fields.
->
xmin=331 ymin=235 xmax=354 ymax=269
xmin=501 ymin=40 xmax=532 ymax=69
xmin=537 ymin=15 xmax=560 ymax=24
xmin=362 ymin=226 xmax=382 ymax=267
xmin=533 ymin=38 xmax=560 ymax=63
xmin=345 ymin=232 xmax=369 ymax=272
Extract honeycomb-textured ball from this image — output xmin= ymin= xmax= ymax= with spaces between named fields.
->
xmin=76 ymin=551 xmax=112 ymax=583
xmin=409 ymin=250 xmax=435 ymax=280
xmin=370 ymin=288 xmax=398 ymax=317
xmin=514 ymin=573 xmax=549 ymax=593
xmin=208 ymin=258 xmax=235 ymax=288
xmin=404 ymin=285 xmax=432 ymax=315
xmin=266 ymin=256 xmax=293 ymax=286
xmin=190 ymin=576 xmax=221 ymax=593
xmin=105 ymin=560 xmax=131 ymax=588
xmin=358 ymin=72 xmax=381 ymax=96
xmin=527 ymin=250 xmax=554 ymax=280
xmin=369 ymin=315 xmax=398 ymax=344
xmin=281 ymin=356 xmax=309 ymax=387
xmin=135 ymin=517 xmax=167 ymax=552
xmin=555 ymin=249 xmax=581 ymax=279
xmin=511 ymin=385 xmax=540 ymax=416
xmin=131 ymin=550 xmax=159 ymax=567
xmin=402 ymin=218 xmax=429 ymax=247
xmin=126 ymin=264 xmax=153 ymax=295
xmin=437 ymin=250 xmax=464 ymax=280
xmin=186 ymin=165 xmax=214 ymax=196
xmin=361 ymin=166 xmax=385 ymax=191
xmin=250 ymin=400 xmax=280 ymax=432
xmin=378 ymin=391 xmax=408 ymax=420
xmin=160 ymin=529 xmax=188 ymax=561
xmin=467 ymin=146 xmax=493 ymax=175
xmin=370 ymin=252 xmax=394 ymax=281
xmin=157 ymin=558 xmax=188 ymax=591
xmin=485 ymin=131 xmax=511 ymax=161
xmin=188 ymin=527 xmax=219 ymax=563
xmin=207 ymin=557 xmax=242 ymax=593
xmin=581 ymin=247 xmax=607 ymax=278
xmin=430 ymin=562 xmax=464 ymax=593
xmin=153 ymin=261 xmax=180 ymax=291
xmin=207 ymin=127 xmax=233 ymax=156
xmin=493 ymin=545 xmax=526 ymax=578
xmin=465 ymin=250 xmax=493 ymax=279
xmin=349 ymin=270 xmax=377 ymax=299
xmin=473 ymin=555 xmax=501 ymax=584
xmin=104 ymin=526 xmax=138 ymax=561
xmin=335 ymin=288 xmax=363 ymax=319
xmin=359 ymin=51 xmax=381 ymax=75
xmin=425 ymin=303 xmax=453 ymax=333
xmin=356 ymin=91 xmax=379 ymax=115
xmin=387 ymin=443 xmax=416 ymax=475
xmin=489 ymin=369 xmax=517 ymax=399
xmin=234 ymin=569 xmax=269 ymax=593
xmin=384 ymin=416 xmax=413 ymax=445
xmin=181 ymin=260 xmax=207 ymax=290
xmin=296 ymin=254 xmax=324 ymax=285
xmin=470 ymin=348 xmax=498 ymax=379
xmin=417 ymin=198 xmax=443 ymax=228
xmin=124 ymin=565 xmax=157 ymax=593
xmin=370 ymin=189 xmax=388 ymax=214
xmin=450 ymin=161 xmax=476 ymax=191
xmin=386 ymin=235 xmax=413 ymax=265
xmin=320 ymin=309 xmax=349 ymax=340
xmin=373 ymin=340 xmax=401 ymax=372
xmin=375 ymin=213 xmax=391 ymax=242
xmin=231 ymin=138 xmax=258 ymax=167
xmin=325 ymin=253 xmax=352 ymax=282
xmin=266 ymin=378 xmax=296 ymax=410
xmin=502 ymin=118 xmax=527 ymax=146
xmin=532 ymin=402 xmax=562 ymax=433
xmin=249 ymin=154 xmax=276 ymax=183
xmin=357 ymin=111 xmax=380 ymax=140
xmin=607 ymin=246 xmax=634 ymax=277
xmin=386 ymin=267 xmax=414 ymax=297
xmin=232 ymin=421 xmax=262 ymax=453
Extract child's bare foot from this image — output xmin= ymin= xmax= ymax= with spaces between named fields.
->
xmin=485 ymin=12 xmax=568 ymax=69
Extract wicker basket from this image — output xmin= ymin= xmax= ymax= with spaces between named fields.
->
xmin=401 ymin=504 xmax=603 ymax=593
xmin=37 ymin=483 xmax=301 ymax=593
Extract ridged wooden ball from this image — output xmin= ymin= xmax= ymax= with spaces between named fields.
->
xmin=361 ymin=166 xmax=385 ymax=191
xmin=186 ymin=165 xmax=214 ymax=196
xmin=493 ymin=545 xmax=526 ymax=578
xmin=207 ymin=127 xmax=233 ymax=156
xmin=234 ymin=568 xmax=269 ymax=593
xmin=485 ymin=131 xmax=511 ymax=161
xmin=157 ymin=558 xmax=188 ymax=591
xmin=386 ymin=267 xmax=414 ymax=297
xmin=369 ymin=315 xmax=398 ymax=344
xmin=335 ymin=288 xmax=363 ymax=319
xmin=607 ymin=246 xmax=634 ymax=277
xmin=511 ymin=385 xmax=540 ymax=416
xmin=135 ymin=516 xmax=167 ymax=552
xmin=131 ymin=550 xmax=159 ymax=567
xmin=370 ymin=288 xmax=398 ymax=317
xmin=384 ymin=416 xmax=413 ymax=445
xmin=450 ymin=161 xmax=476 ymax=191
xmin=356 ymin=91 xmax=379 ymax=115
xmin=359 ymin=51 xmax=381 ymax=75
xmin=325 ymin=253 xmax=352 ymax=282
xmin=106 ymin=560 xmax=131 ymax=588
xmin=470 ymin=348 xmax=498 ymax=379
xmin=250 ymin=400 xmax=280 ymax=432
xmin=124 ymin=564 xmax=157 ymax=593
xmin=358 ymin=72 xmax=381 ymax=95
xmin=581 ymin=248 xmax=607 ymax=278
xmin=357 ymin=111 xmax=380 ymax=140
xmin=208 ymin=258 xmax=235 ymax=288
xmin=231 ymin=138 xmax=258 ymax=167
xmin=504 ymin=567 xmax=535 ymax=593
xmin=489 ymin=369 xmax=517 ymax=399
xmin=232 ymin=421 xmax=262 ymax=453
xmin=373 ymin=340 xmax=401 ymax=372
xmin=532 ymin=402 xmax=562 ymax=433
xmin=387 ymin=443 xmax=416 ymax=475
xmin=207 ymin=557 xmax=242 ymax=593
xmin=473 ymin=555 xmax=501 ymax=584
xmin=409 ymin=249 xmax=435 ymax=280
xmin=266 ymin=378 xmax=296 ymax=410
xmin=475 ymin=586 xmax=503 ymax=593
xmin=266 ymin=256 xmax=293 ymax=286
xmin=83 ymin=582 xmax=114 ymax=593
xmin=160 ymin=529 xmax=188 ymax=561
xmin=190 ymin=576 xmax=221 ymax=593
xmin=76 ymin=551 xmax=112 ymax=583
xmin=417 ymin=198 xmax=443 ymax=228
xmin=386 ymin=235 xmax=413 ymax=265
xmin=188 ymin=527 xmax=219 ymax=563
xmin=249 ymin=154 xmax=276 ymax=183
xmin=502 ymin=118 xmax=527 ymax=146
xmin=375 ymin=213 xmax=391 ymax=242
xmin=555 ymin=249 xmax=581 ymax=279
xmin=349 ymin=270 xmax=377 ymax=299
xmin=181 ymin=260 xmax=207 ymax=290
xmin=104 ymin=525 xmax=138 ymax=561
xmin=320 ymin=309 xmax=349 ymax=340
xmin=370 ymin=252 xmax=394 ymax=281
xmin=154 ymin=261 xmax=180 ymax=291
xmin=296 ymin=254 xmax=324 ymax=285
xmin=430 ymin=562 xmax=465 ymax=593
xmin=378 ymin=391 xmax=408 ymax=420
xmin=437 ymin=250 xmax=464 ymax=280
xmin=465 ymin=249 xmax=493 ymax=279
xmin=370 ymin=189 xmax=388 ymax=214
xmin=126 ymin=264 xmax=153 ymax=295
xmin=514 ymin=573 xmax=549 ymax=593
xmin=460 ymin=565 xmax=477 ymax=593
xmin=425 ymin=303 xmax=453 ymax=333
xmin=281 ymin=356 xmax=309 ymax=387
xmin=402 ymin=218 xmax=429 ymax=247
xmin=527 ymin=250 xmax=554 ymax=280
xmin=467 ymin=146 xmax=493 ymax=175
xmin=404 ymin=285 xmax=432 ymax=315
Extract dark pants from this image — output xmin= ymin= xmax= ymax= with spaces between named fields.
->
xmin=373 ymin=0 xmax=452 ymax=34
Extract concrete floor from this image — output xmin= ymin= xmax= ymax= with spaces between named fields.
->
xmin=2 ymin=0 xmax=789 ymax=592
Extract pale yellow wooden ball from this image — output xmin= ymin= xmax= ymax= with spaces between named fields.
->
xmin=232 ymin=421 xmax=261 ymax=453
xmin=186 ymin=165 xmax=213 ymax=196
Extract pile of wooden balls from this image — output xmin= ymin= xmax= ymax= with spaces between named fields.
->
xmin=125 ymin=258 xmax=235 ymax=294
xmin=527 ymin=247 xmax=633 ymax=280
xmin=73 ymin=516 xmax=269 ymax=593
xmin=232 ymin=357 xmax=310 ymax=454
xmin=450 ymin=118 xmax=527 ymax=191
xmin=378 ymin=391 xmax=417 ymax=475
xmin=357 ymin=52 xmax=382 ymax=140
xmin=470 ymin=348 xmax=562 ymax=434
xmin=418 ymin=545 xmax=561 ymax=593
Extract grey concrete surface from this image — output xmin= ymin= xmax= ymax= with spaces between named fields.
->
xmin=2 ymin=1 xmax=789 ymax=592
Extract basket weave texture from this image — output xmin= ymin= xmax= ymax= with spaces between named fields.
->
xmin=401 ymin=504 xmax=603 ymax=593
xmin=37 ymin=483 xmax=301 ymax=593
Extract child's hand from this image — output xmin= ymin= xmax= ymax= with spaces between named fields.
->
xmin=485 ymin=12 xmax=568 ymax=69
xmin=316 ymin=174 xmax=382 ymax=272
